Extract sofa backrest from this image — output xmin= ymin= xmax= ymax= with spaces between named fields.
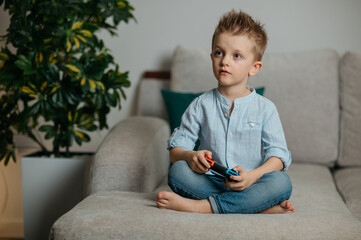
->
xmin=136 ymin=73 xmax=170 ymax=120
xmin=338 ymin=51 xmax=361 ymax=167
xmin=168 ymin=46 xmax=340 ymax=166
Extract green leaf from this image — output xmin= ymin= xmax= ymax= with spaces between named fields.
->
xmin=39 ymin=125 xmax=54 ymax=132
xmin=15 ymin=55 xmax=35 ymax=75
xmin=46 ymin=64 xmax=60 ymax=82
xmin=73 ymin=133 xmax=82 ymax=145
xmin=105 ymin=92 xmax=116 ymax=107
xmin=73 ymin=130 xmax=90 ymax=145
xmin=39 ymin=125 xmax=56 ymax=139
xmin=11 ymin=151 xmax=16 ymax=163
xmin=28 ymin=102 xmax=41 ymax=115
xmin=120 ymin=88 xmax=126 ymax=100
xmin=44 ymin=132 xmax=55 ymax=140
xmin=51 ymin=91 xmax=64 ymax=108
xmin=63 ymin=90 xmax=78 ymax=105
xmin=86 ymin=125 xmax=97 ymax=131
xmin=113 ymin=89 xmax=120 ymax=101
xmin=0 ymin=73 xmax=16 ymax=81
xmin=95 ymin=94 xmax=104 ymax=108
xmin=4 ymin=153 xmax=12 ymax=166
xmin=65 ymin=64 xmax=81 ymax=73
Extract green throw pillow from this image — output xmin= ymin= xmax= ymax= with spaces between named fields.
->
xmin=161 ymin=90 xmax=203 ymax=132
xmin=161 ymin=87 xmax=265 ymax=133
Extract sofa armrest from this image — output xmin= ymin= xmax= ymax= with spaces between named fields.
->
xmin=87 ymin=116 xmax=170 ymax=195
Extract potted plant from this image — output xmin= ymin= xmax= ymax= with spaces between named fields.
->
xmin=0 ymin=0 xmax=135 ymax=238
xmin=0 ymin=0 xmax=135 ymax=164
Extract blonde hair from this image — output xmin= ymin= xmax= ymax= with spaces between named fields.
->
xmin=212 ymin=9 xmax=268 ymax=61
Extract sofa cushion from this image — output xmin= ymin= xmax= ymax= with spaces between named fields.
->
xmin=51 ymin=163 xmax=361 ymax=240
xmin=161 ymin=89 xmax=203 ymax=132
xmin=171 ymin=45 xmax=216 ymax=93
xmin=334 ymin=167 xmax=361 ymax=221
xmin=171 ymin=46 xmax=339 ymax=166
xmin=338 ymin=51 xmax=361 ymax=167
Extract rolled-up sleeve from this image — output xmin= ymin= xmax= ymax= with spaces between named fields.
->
xmin=262 ymin=104 xmax=292 ymax=171
xmin=168 ymin=97 xmax=202 ymax=151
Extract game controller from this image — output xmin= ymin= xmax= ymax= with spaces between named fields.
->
xmin=204 ymin=155 xmax=239 ymax=181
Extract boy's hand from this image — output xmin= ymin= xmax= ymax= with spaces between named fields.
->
xmin=223 ymin=165 xmax=258 ymax=191
xmin=187 ymin=150 xmax=212 ymax=174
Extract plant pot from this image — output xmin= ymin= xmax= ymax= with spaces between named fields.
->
xmin=21 ymin=153 xmax=91 ymax=240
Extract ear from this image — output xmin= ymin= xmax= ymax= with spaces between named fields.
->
xmin=249 ymin=61 xmax=262 ymax=77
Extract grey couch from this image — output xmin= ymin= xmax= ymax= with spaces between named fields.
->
xmin=51 ymin=46 xmax=361 ymax=239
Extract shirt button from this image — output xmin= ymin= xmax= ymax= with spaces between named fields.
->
xmin=228 ymin=154 xmax=232 ymax=158
xmin=229 ymin=133 xmax=233 ymax=137
xmin=227 ymin=102 xmax=231 ymax=106
xmin=250 ymin=122 xmax=255 ymax=127
xmin=224 ymin=113 xmax=228 ymax=117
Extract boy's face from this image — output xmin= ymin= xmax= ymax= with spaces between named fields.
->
xmin=211 ymin=32 xmax=262 ymax=91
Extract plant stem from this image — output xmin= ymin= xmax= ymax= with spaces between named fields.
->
xmin=53 ymin=144 xmax=59 ymax=157
xmin=66 ymin=145 xmax=70 ymax=157
xmin=27 ymin=131 xmax=48 ymax=153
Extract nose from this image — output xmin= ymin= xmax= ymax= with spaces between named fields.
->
xmin=220 ymin=56 xmax=230 ymax=66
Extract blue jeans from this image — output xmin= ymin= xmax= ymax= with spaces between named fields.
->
xmin=168 ymin=161 xmax=292 ymax=214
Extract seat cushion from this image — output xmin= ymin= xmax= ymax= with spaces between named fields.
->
xmin=51 ymin=163 xmax=361 ymax=240
xmin=334 ymin=167 xmax=361 ymax=221
xmin=171 ymin=46 xmax=340 ymax=167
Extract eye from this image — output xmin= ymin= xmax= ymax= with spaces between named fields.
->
xmin=234 ymin=53 xmax=242 ymax=59
xmin=214 ymin=50 xmax=223 ymax=57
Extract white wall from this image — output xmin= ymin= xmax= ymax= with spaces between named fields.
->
xmin=2 ymin=0 xmax=361 ymax=152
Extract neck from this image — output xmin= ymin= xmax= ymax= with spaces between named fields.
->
xmin=217 ymin=85 xmax=251 ymax=102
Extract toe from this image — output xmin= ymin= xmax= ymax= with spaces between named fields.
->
xmin=157 ymin=191 xmax=169 ymax=200
xmin=280 ymin=200 xmax=290 ymax=209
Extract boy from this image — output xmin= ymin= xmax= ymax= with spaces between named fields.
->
xmin=156 ymin=9 xmax=294 ymax=214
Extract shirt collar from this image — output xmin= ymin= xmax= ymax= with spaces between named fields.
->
xmin=215 ymin=86 xmax=257 ymax=106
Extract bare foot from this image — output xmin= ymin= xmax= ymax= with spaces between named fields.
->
xmin=156 ymin=191 xmax=213 ymax=213
xmin=260 ymin=200 xmax=295 ymax=214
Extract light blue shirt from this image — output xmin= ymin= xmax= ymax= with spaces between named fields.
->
xmin=168 ymin=87 xmax=291 ymax=171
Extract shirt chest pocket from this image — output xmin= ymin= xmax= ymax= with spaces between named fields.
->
xmin=244 ymin=120 xmax=261 ymax=129
xmin=240 ymin=119 xmax=262 ymax=141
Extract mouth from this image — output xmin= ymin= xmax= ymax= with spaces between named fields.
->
xmin=219 ymin=69 xmax=230 ymax=75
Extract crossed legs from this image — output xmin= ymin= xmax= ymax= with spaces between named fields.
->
xmin=156 ymin=161 xmax=294 ymax=214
